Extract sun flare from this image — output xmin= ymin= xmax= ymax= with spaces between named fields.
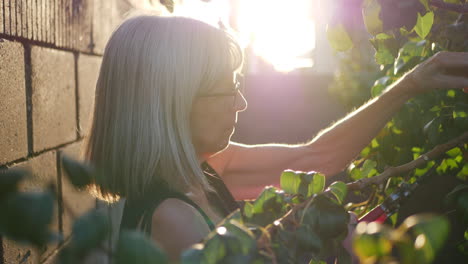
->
xmin=173 ymin=0 xmax=316 ymax=73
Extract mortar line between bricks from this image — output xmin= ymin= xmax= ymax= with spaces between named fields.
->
xmin=24 ymin=44 xmax=34 ymax=156
xmin=0 ymin=33 xmax=104 ymax=56
xmin=0 ymin=139 xmax=81 ymax=168
xmin=74 ymin=52 xmax=80 ymax=139
xmin=14 ymin=0 xmax=17 ymax=36
xmin=8 ymin=0 xmax=11 ymax=34
xmin=56 ymin=151 xmax=64 ymax=237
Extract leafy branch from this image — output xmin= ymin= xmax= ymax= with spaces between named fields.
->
xmin=347 ymin=131 xmax=468 ymax=191
xmin=430 ymin=0 xmax=468 ymax=14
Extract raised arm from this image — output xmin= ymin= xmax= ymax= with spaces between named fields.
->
xmin=207 ymin=52 xmax=468 ymax=200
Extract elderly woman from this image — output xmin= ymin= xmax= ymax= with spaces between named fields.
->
xmin=85 ymin=15 xmax=468 ymax=261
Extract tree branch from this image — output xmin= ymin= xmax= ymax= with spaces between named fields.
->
xmin=347 ymin=131 xmax=468 ymax=191
xmin=430 ymin=0 xmax=468 ymax=14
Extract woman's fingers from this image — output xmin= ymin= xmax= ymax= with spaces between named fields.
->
xmin=435 ymin=74 xmax=468 ymax=90
xmin=432 ymin=51 xmax=468 ymax=71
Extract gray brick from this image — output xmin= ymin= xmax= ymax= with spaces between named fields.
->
xmin=3 ymin=239 xmax=39 ymax=264
xmin=11 ymin=151 xmax=61 ymax=262
xmin=31 ymin=46 xmax=76 ymax=152
xmin=60 ymin=142 xmax=96 ymax=238
xmin=78 ymin=54 xmax=101 ymax=136
xmin=92 ymin=0 xmax=119 ymax=54
xmin=0 ymin=41 xmax=28 ymax=165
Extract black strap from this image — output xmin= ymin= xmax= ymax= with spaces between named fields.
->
xmin=120 ymin=182 xmax=215 ymax=235
xmin=120 ymin=164 xmax=238 ymax=235
xmin=202 ymin=162 xmax=240 ymax=216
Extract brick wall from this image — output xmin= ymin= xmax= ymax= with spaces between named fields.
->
xmin=0 ymin=1 xmax=134 ymax=263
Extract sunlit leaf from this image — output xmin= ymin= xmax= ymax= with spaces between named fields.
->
xmin=116 ymin=230 xmax=168 ymax=264
xmin=413 ymin=12 xmax=434 ymax=39
xmin=353 ymin=222 xmax=393 ymax=260
xmin=398 ymin=214 xmax=449 ymax=263
xmin=362 ymin=160 xmax=378 ymax=178
xmin=362 ymin=0 xmax=383 ymax=35
xmin=457 ymin=164 xmax=468 ymax=180
xmin=375 ymin=48 xmax=395 ymax=65
xmin=280 ymin=170 xmax=301 ymax=195
xmin=203 ymin=235 xmax=226 ymax=264
xmin=326 ymin=24 xmax=353 ymax=52
xmin=308 ymin=172 xmax=326 ymax=196
xmin=328 ymin=181 xmax=348 ymax=204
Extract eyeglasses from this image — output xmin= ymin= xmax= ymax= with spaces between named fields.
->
xmin=197 ymin=74 xmax=244 ymax=107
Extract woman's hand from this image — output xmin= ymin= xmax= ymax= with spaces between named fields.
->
xmin=399 ymin=51 xmax=468 ymax=96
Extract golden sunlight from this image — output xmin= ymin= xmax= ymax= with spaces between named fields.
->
xmin=237 ymin=0 xmax=316 ymax=72
xmin=173 ymin=0 xmax=316 ymax=73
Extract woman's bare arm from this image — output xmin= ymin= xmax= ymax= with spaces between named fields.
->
xmin=207 ymin=52 xmax=468 ymax=200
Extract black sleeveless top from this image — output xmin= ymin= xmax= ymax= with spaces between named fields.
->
xmin=120 ymin=162 xmax=239 ymax=234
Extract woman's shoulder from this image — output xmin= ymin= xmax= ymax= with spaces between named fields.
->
xmin=150 ymin=198 xmax=211 ymax=260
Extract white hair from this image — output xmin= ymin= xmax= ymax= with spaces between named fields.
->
xmin=85 ymin=15 xmax=243 ymax=201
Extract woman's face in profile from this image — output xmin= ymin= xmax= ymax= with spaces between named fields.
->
xmin=190 ymin=72 xmax=247 ymax=159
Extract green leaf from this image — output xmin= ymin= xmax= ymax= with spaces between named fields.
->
xmin=413 ymin=12 xmax=434 ymax=39
xmin=0 ymin=191 xmax=55 ymax=247
xmin=362 ymin=0 xmax=383 ymax=35
xmin=252 ymin=186 xmax=280 ymax=213
xmin=361 ymin=160 xmax=378 ymax=178
xmin=326 ymin=23 xmax=354 ymax=52
xmin=308 ymin=172 xmax=326 ymax=196
xmin=446 ymin=147 xmax=462 ymax=158
xmin=457 ymin=164 xmax=468 ymax=180
xmin=116 ymin=230 xmax=168 ymax=264
xmin=296 ymin=225 xmax=322 ymax=252
xmin=280 ymin=170 xmax=301 ymax=195
xmin=398 ymin=214 xmax=449 ymax=263
xmin=375 ymin=48 xmax=395 ymax=65
xmin=350 ymin=167 xmax=363 ymax=181
xmin=419 ymin=0 xmax=430 ymax=10
xmin=61 ymin=155 xmax=94 ymax=188
xmin=180 ymin=245 xmax=204 ymax=264
xmin=328 ymin=181 xmax=348 ymax=204
xmin=353 ymin=222 xmax=393 ymax=259
xmin=203 ymin=235 xmax=226 ymax=264
xmin=371 ymin=76 xmax=390 ymax=97
xmin=445 ymin=184 xmax=468 ymax=207
xmin=457 ymin=192 xmax=468 ymax=223
xmin=71 ymin=210 xmax=110 ymax=255
xmin=313 ymin=195 xmax=349 ymax=238
xmin=243 ymin=202 xmax=254 ymax=218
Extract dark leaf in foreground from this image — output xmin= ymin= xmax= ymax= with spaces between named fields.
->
xmin=61 ymin=155 xmax=93 ymax=189
xmin=0 ymin=191 xmax=55 ymax=247
xmin=116 ymin=230 xmax=168 ymax=264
